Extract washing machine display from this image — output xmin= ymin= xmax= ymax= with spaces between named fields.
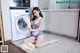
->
xmin=10 ymin=9 xmax=31 ymax=41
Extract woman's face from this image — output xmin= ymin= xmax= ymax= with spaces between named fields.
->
xmin=33 ymin=10 xmax=40 ymax=17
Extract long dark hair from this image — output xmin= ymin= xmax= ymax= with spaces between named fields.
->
xmin=32 ymin=7 xmax=43 ymax=21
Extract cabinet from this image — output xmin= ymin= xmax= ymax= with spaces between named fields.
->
xmin=60 ymin=12 xmax=78 ymax=37
xmin=43 ymin=11 xmax=79 ymax=37
xmin=0 ymin=15 xmax=4 ymax=45
xmin=49 ymin=12 xmax=61 ymax=33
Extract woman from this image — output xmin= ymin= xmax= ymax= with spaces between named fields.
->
xmin=28 ymin=7 xmax=44 ymax=48
xmin=24 ymin=7 xmax=57 ymax=48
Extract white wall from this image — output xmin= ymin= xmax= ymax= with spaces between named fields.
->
xmin=30 ymin=0 xmax=39 ymax=8
xmin=0 ymin=0 xmax=1 ymax=12
xmin=1 ymin=0 xmax=11 ymax=41
xmin=49 ymin=0 xmax=70 ymax=9
xmin=38 ymin=0 xmax=50 ymax=9
xmin=50 ymin=0 xmax=80 ymax=9
xmin=70 ymin=0 xmax=79 ymax=9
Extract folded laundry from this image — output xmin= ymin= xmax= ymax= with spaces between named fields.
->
xmin=20 ymin=43 xmax=35 ymax=51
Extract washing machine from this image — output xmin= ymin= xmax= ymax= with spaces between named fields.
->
xmin=10 ymin=8 xmax=31 ymax=41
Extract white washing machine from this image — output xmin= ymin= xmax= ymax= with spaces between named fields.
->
xmin=10 ymin=8 xmax=31 ymax=41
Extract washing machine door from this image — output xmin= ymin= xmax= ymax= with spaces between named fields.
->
xmin=15 ymin=14 xmax=31 ymax=34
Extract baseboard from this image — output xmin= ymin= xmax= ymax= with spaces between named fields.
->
xmin=4 ymin=40 xmax=12 ymax=44
xmin=43 ymin=30 xmax=76 ymax=39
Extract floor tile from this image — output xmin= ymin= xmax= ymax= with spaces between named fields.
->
xmin=46 ymin=46 xmax=68 ymax=53
xmin=68 ymin=46 xmax=80 ymax=53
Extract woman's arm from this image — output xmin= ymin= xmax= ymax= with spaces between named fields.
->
xmin=29 ymin=19 xmax=44 ymax=32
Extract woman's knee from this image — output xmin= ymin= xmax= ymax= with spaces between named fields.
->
xmin=37 ymin=35 xmax=44 ymax=40
xmin=35 ymin=44 xmax=41 ymax=48
xmin=35 ymin=35 xmax=44 ymax=48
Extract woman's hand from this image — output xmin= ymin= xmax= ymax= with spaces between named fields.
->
xmin=28 ymin=28 xmax=34 ymax=31
xmin=28 ymin=28 xmax=31 ymax=31
xmin=28 ymin=21 xmax=33 ymax=31
xmin=28 ymin=28 xmax=38 ymax=32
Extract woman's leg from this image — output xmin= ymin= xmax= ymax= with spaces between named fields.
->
xmin=35 ymin=35 xmax=58 ymax=48
xmin=24 ymin=36 xmax=36 ymax=44
xmin=35 ymin=35 xmax=44 ymax=48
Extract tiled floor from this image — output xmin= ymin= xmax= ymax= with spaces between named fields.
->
xmin=13 ymin=33 xmax=80 ymax=53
